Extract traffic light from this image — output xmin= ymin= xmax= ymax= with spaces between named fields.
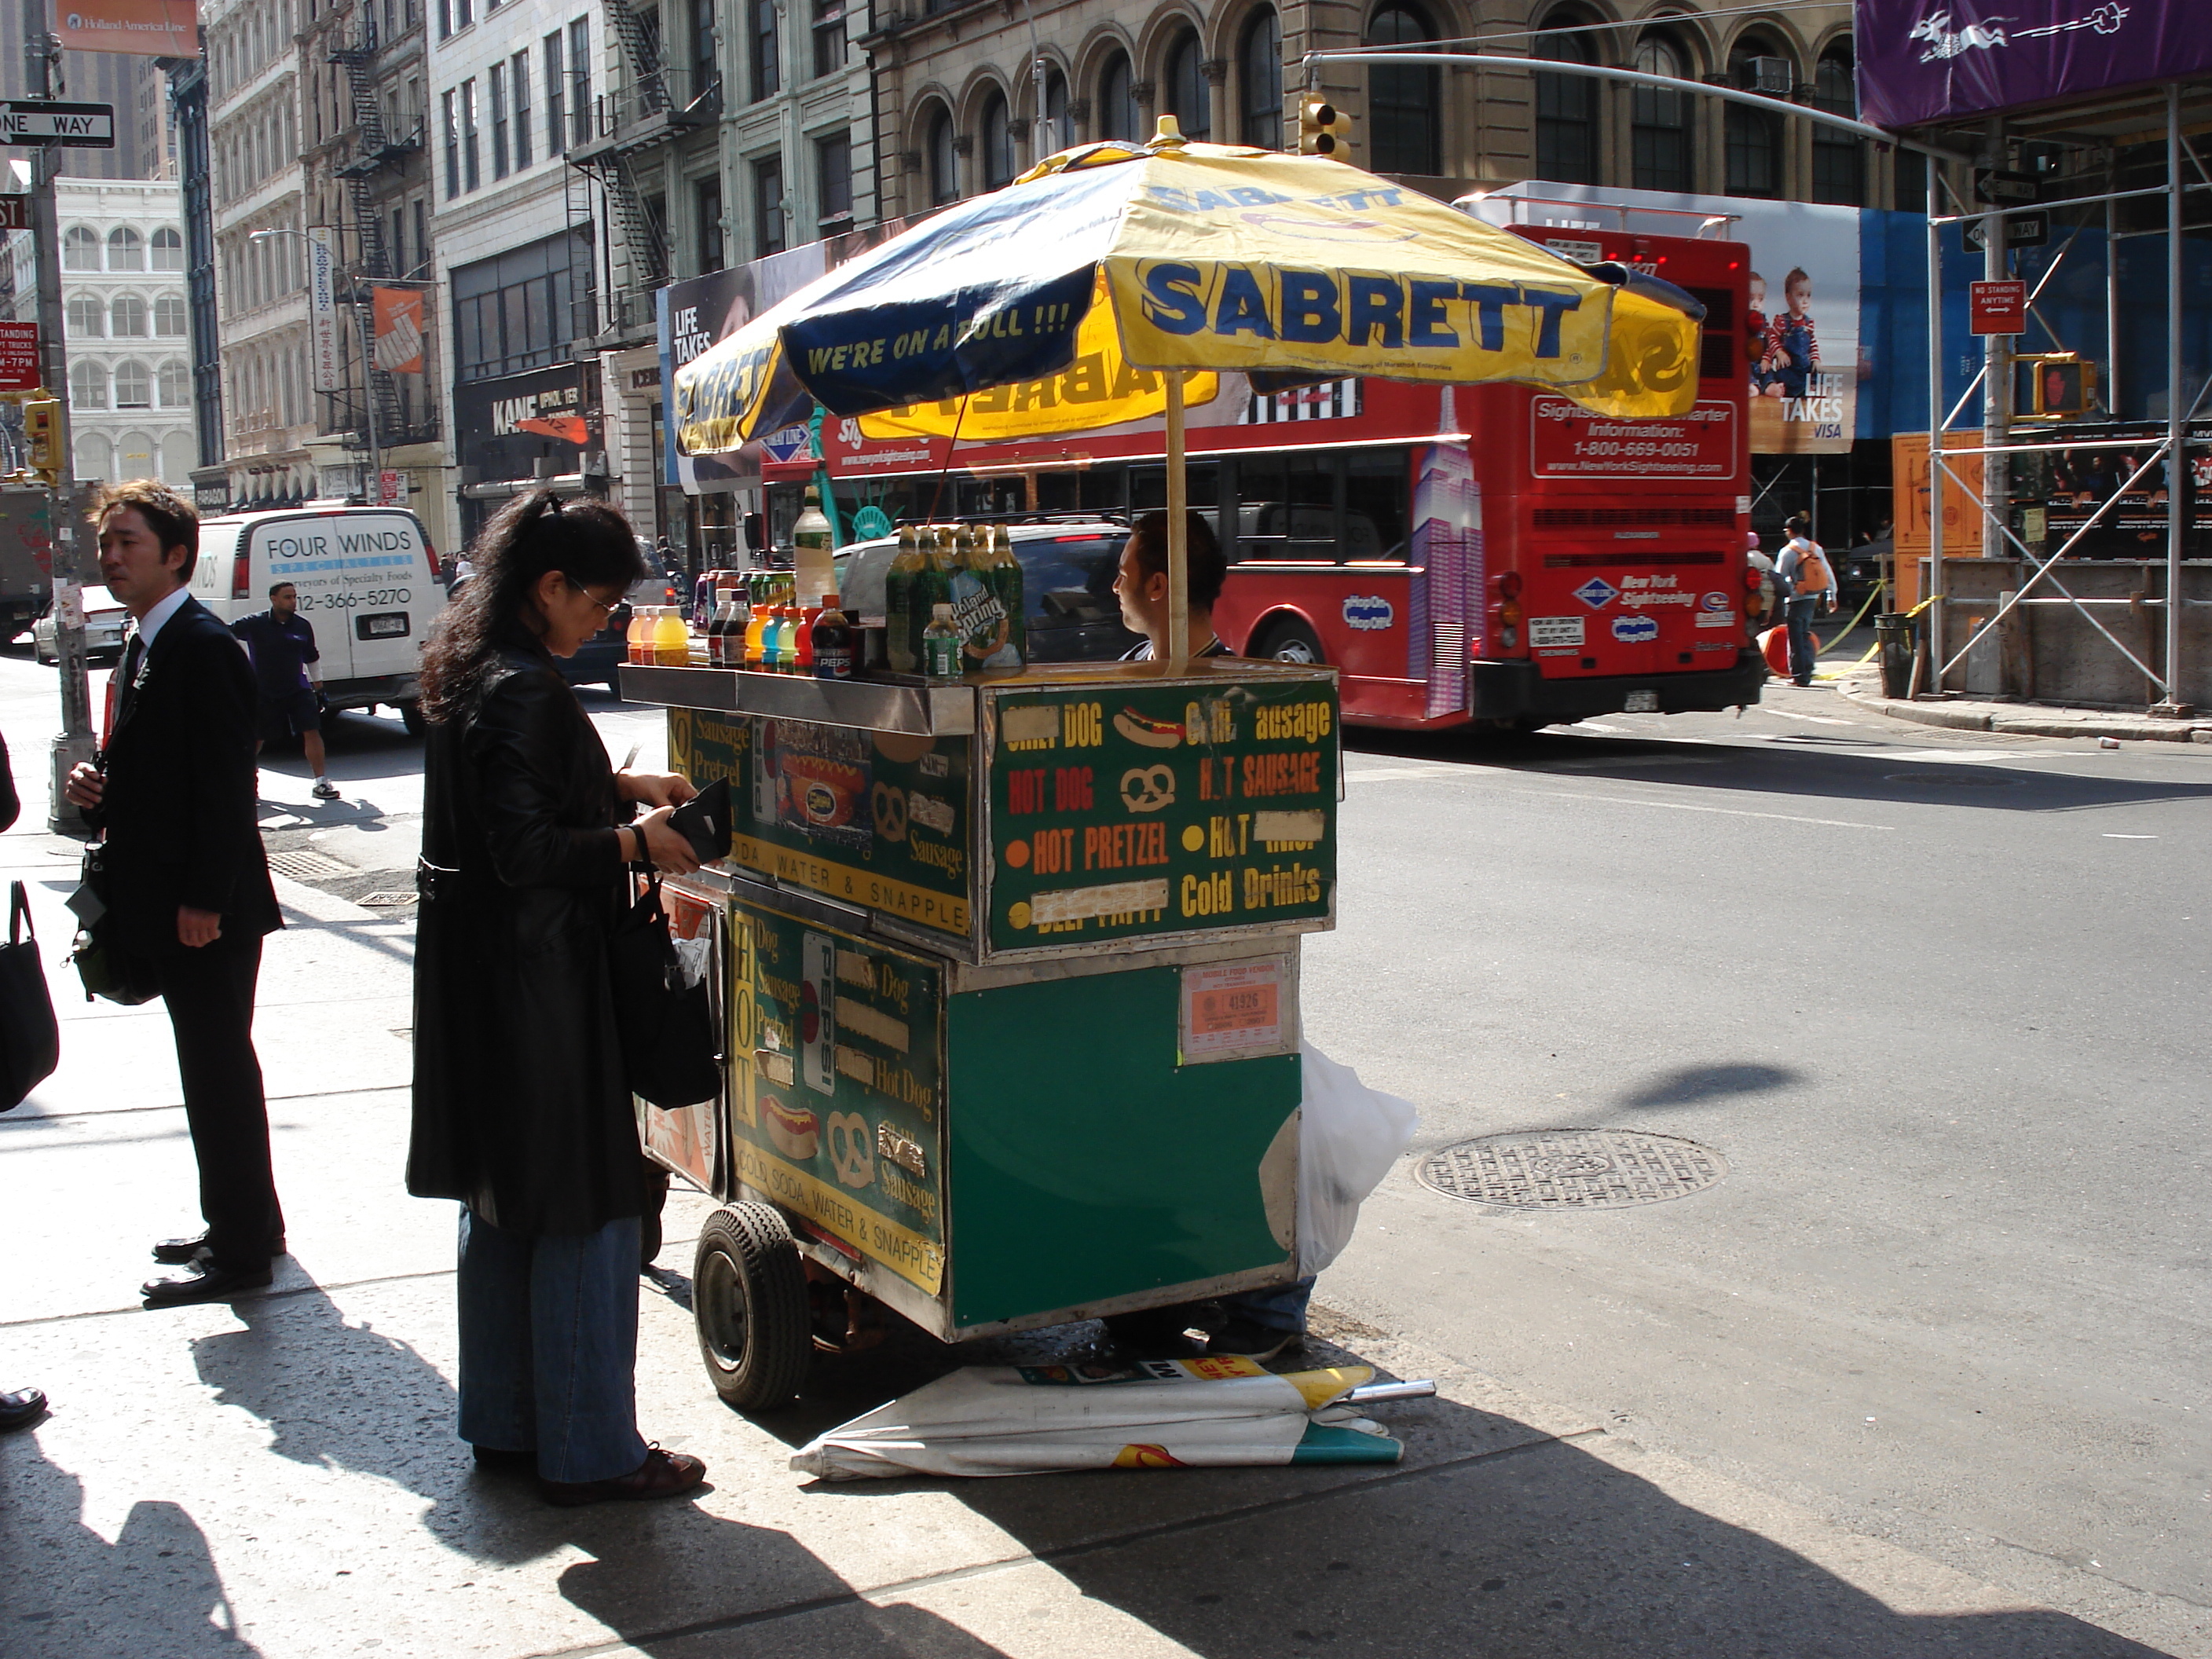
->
xmin=21 ymin=393 xmax=60 ymax=478
xmin=1297 ymin=95 xmax=1352 ymax=158
xmin=2012 ymin=353 xmax=2097 ymax=419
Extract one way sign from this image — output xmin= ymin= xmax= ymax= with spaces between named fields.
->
xmin=0 ymin=101 xmax=115 ymax=148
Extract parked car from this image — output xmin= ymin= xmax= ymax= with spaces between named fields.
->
xmin=835 ymin=519 xmax=1140 ymax=664
xmin=32 ymin=584 xmax=127 ymax=665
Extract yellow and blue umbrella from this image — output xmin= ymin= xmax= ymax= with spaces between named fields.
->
xmin=676 ymin=123 xmax=1704 ymax=455
xmin=674 ymin=120 xmax=1706 ymax=658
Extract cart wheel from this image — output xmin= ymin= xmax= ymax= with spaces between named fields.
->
xmin=693 ymin=1202 xmax=811 ymax=1411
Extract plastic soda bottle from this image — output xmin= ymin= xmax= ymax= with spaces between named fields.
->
xmin=793 ymin=485 xmax=834 ymax=620
xmin=812 ymin=591 xmax=855 ymax=679
xmin=743 ymin=585 xmax=771 ymax=668
xmin=923 ymin=602 xmax=961 ymax=680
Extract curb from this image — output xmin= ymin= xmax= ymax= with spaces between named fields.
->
xmin=1833 ymin=674 xmax=2212 ymax=743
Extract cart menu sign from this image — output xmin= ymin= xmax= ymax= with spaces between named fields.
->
xmin=666 ymin=707 xmax=975 ymax=945
xmin=983 ymin=678 xmax=1339 ymax=954
xmin=726 ymin=895 xmax=947 ymax=1295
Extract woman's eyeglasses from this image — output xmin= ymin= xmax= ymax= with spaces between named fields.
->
xmin=566 ymin=578 xmax=621 ymax=618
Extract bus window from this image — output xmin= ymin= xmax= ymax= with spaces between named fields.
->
xmin=1345 ymin=450 xmax=1410 ymax=561
xmin=1236 ymin=455 xmax=1333 ymax=562
xmin=1130 ymin=462 xmax=1219 ymax=514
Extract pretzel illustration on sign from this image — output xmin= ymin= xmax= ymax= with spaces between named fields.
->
xmin=871 ymin=782 xmax=908 ymax=842
xmin=1120 ymin=765 xmax=1176 ymax=812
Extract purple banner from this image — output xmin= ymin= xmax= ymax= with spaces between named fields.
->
xmin=1855 ymin=2 xmax=2212 ymax=129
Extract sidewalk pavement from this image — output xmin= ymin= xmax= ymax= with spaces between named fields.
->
xmin=1826 ymin=667 xmax=2212 ymax=745
xmin=2 ymin=767 xmax=2199 ymax=1655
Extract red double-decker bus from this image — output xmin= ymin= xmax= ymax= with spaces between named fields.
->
xmin=797 ymin=223 xmax=1760 ymax=731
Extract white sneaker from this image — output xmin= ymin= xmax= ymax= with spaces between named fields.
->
xmin=311 ymin=779 xmax=340 ymax=800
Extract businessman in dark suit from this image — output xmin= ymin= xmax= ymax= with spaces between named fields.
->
xmin=64 ymin=482 xmax=286 ymax=1308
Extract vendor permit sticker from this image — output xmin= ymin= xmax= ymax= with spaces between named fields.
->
xmin=1181 ymin=958 xmax=1292 ymax=1063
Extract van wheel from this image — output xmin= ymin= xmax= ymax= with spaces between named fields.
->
xmin=1254 ymin=617 xmax=1324 ymax=665
xmin=399 ymin=701 xmax=427 ymax=737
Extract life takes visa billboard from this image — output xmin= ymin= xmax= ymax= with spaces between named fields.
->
xmin=1473 ymin=181 xmax=1859 ymax=456
xmin=1855 ymin=1 xmax=2212 ymax=129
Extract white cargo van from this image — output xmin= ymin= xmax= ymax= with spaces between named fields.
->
xmin=191 ymin=507 xmax=445 ymax=731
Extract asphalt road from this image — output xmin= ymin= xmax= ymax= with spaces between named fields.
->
xmin=1309 ymin=679 xmax=2212 ymax=1633
xmin=1 ymin=636 xmax=2204 ymax=1652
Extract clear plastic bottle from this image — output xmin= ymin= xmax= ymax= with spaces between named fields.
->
xmin=885 ymin=526 xmax=923 ymax=673
xmin=922 ymin=602 xmax=961 ymax=680
xmin=710 ymin=587 xmax=738 ymax=667
xmin=743 ymin=586 xmax=771 ymax=669
xmin=626 ymin=604 xmax=651 ymax=665
xmin=793 ymin=485 xmax=834 ymax=620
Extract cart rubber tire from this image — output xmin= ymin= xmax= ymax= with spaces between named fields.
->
xmin=1252 ymin=617 xmax=1325 ymax=665
xmin=693 ymin=1202 xmax=811 ymax=1412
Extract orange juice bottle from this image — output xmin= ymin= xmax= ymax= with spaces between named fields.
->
xmin=626 ymin=605 xmax=650 ymax=664
xmin=743 ymin=588 xmax=770 ymax=668
xmin=652 ymin=605 xmax=689 ymax=666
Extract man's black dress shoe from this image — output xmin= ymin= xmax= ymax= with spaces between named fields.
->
xmin=153 ymin=1233 xmax=286 ymax=1265
xmin=141 ymin=1259 xmax=273 ymax=1307
xmin=0 ymin=1386 xmax=47 ymax=1430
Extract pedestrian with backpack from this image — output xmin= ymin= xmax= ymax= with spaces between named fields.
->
xmin=1774 ymin=514 xmax=1835 ymax=687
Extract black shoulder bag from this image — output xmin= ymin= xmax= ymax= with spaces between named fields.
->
xmin=0 ymin=881 xmax=59 ymax=1110
xmin=65 ymin=844 xmax=161 ymax=1007
xmin=608 ymin=872 xmax=720 ymax=1110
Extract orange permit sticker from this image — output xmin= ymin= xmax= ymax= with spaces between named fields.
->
xmin=1182 ymin=961 xmax=1286 ymax=1059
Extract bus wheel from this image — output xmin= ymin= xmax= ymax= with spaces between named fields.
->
xmin=1254 ymin=617 xmax=1324 ymax=664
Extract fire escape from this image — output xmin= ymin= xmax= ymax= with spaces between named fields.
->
xmin=566 ymin=0 xmax=719 ymax=344
xmin=328 ymin=11 xmax=429 ymax=445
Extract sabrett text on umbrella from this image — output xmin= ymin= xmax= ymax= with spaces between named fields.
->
xmin=1138 ymin=263 xmax=1585 ymax=357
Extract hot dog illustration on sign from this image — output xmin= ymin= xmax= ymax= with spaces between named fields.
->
xmin=1114 ymin=707 xmax=1184 ymax=748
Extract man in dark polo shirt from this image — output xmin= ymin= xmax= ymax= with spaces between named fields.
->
xmin=233 ymin=582 xmax=336 ymax=800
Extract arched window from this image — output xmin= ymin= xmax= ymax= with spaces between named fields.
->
xmin=1044 ymin=64 xmax=1070 ymax=152
xmin=1240 ymin=7 xmax=1281 ymax=148
xmin=1726 ymin=38 xmax=1788 ymax=198
xmin=1810 ymin=42 xmax=1862 ymax=205
xmin=925 ymin=105 xmax=958 ymax=205
xmin=112 ymin=295 xmax=149 ymax=336
xmin=67 ymin=294 xmax=104 ymax=335
xmin=1368 ymin=4 xmax=1439 ymax=176
xmin=152 ymin=226 xmax=185 ymax=270
xmin=108 ymin=227 xmax=145 ymax=270
xmin=1163 ymin=31 xmax=1210 ymax=142
xmin=1632 ymin=35 xmax=1694 ymax=193
xmin=118 ymin=430 xmax=156 ymax=474
xmin=63 ymin=226 xmax=100 ymax=270
xmin=979 ymin=86 xmax=1015 ymax=190
xmin=75 ymin=434 xmax=112 ymax=482
xmin=161 ymin=431 xmax=195 ymax=484
xmin=155 ymin=295 xmax=189 ymax=335
xmin=71 ymin=360 xmax=107 ymax=409
xmin=159 ymin=360 xmax=191 ymax=406
xmin=1097 ymin=50 xmax=1137 ymax=142
xmin=115 ymin=361 xmax=152 ymax=408
xmin=1533 ymin=13 xmax=1597 ymax=184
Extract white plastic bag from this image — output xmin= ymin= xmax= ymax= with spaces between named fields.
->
xmin=1297 ymin=1043 xmax=1419 ymax=1276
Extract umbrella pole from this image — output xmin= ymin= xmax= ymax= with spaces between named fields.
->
xmin=1165 ymin=369 xmax=1188 ymax=668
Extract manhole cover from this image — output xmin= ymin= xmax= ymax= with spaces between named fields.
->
xmin=1882 ymin=773 xmax=2023 ymax=787
xmin=267 ymin=848 xmax=353 ymax=880
xmin=1417 ymin=1130 xmax=1729 ymax=1210
xmin=357 ymin=891 xmax=417 ymax=907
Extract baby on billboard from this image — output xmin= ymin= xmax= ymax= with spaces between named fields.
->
xmin=1756 ymin=268 xmax=1821 ymax=401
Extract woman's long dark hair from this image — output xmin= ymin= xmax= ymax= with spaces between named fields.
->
xmin=419 ymin=491 xmax=646 ymax=723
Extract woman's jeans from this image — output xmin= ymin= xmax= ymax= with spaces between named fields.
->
xmin=456 ymin=1208 xmax=650 ymax=1484
xmin=1785 ymin=596 xmax=1819 ymax=684
xmin=1224 ymin=1276 xmax=1316 ymax=1334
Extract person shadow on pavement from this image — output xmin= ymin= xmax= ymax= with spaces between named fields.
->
xmin=758 ymin=1313 xmax=2173 ymax=1659
xmin=0 ymin=1440 xmax=262 ymax=1659
xmin=186 ymin=1286 xmax=1015 ymax=1657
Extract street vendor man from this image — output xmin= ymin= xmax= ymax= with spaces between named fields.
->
xmin=1115 ymin=509 xmax=1232 ymax=662
xmin=1110 ymin=507 xmax=1315 ymax=1359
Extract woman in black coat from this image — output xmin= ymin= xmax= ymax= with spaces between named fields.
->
xmin=408 ymin=491 xmax=705 ymax=1507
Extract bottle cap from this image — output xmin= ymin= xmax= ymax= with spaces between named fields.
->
xmin=932 ymin=602 xmax=952 ymax=619
xmin=822 ymin=591 xmax=840 ymax=606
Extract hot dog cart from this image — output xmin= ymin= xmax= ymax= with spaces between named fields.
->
xmin=621 ymin=657 xmax=1340 ymax=1408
